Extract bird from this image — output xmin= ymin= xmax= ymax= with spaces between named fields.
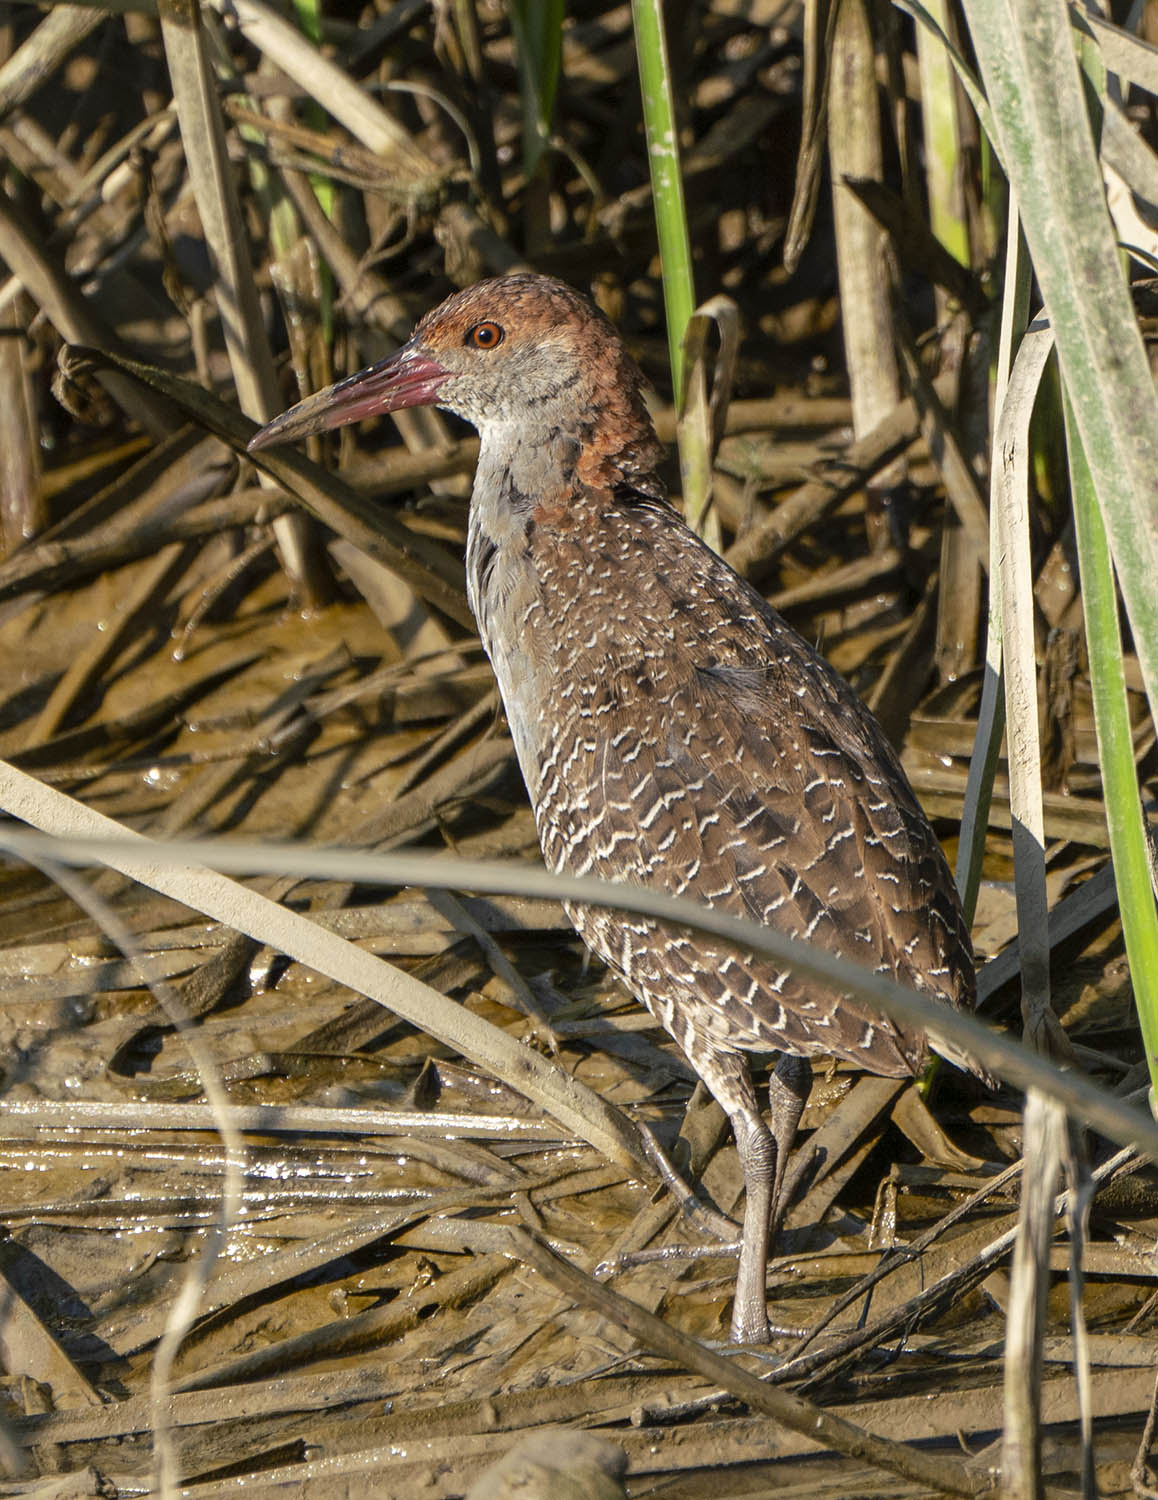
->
xmin=249 ymin=273 xmax=979 ymax=1344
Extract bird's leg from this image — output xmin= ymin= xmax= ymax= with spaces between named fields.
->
xmin=728 ymin=1106 xmax=775 ymax=1343
xmin=767 ymin=1053 xmax=812 ymax=1240
xmin=709 ymin=1054 xmax=775 ymax=1344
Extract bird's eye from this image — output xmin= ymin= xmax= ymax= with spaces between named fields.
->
xmin=466 ymin=322 xmax=504 ymax=349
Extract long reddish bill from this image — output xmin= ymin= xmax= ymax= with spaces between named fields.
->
xmin=247 ymin=345 xmax=451 ymax=452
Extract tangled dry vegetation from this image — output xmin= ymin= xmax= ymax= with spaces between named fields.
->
xmin=0 ymin=2 xmax=1156 ymax=1497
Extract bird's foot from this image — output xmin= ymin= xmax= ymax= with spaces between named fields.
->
xmin=729 ymin=1298 xmax=771 ymax=1346
xmin=593 ymin=1237 xmax=741 ymax=1280
xmin=635 ymin=1117 xmax=739 ymax=1242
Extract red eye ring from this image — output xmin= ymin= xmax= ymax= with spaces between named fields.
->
xmin=467 ymin=321 xmax=504 ymax=349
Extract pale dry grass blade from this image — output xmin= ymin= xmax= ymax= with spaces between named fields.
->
xmin=5 ymin=819 xmax=1158 ymax=1162
xmin=0 ymin=1097 xmax=564 ymax=1143
xmin=1001 ymin=1090 xmax=1065 ymax=1500
xmin=990 ymin=318 xmax=1066 ymax=1500
xmin=678 ymin=293 xmax=739 ymax=545
xmin=955 ymin=197 xmax=1032 ymax=924
xmin=201 ymin=0 xmax=431 ymax=177
xmin=0 ymin=303 xmax=45 ymax=552
xmin=1062 ymin=1130 xmax=1096 ymax=1500
xmin=994 ymin=321 xmax=1055 ymax=1050
xmin=828 ymin=0 xmax=902 ymax=554
xmin=0 ymin=196 xmax=175 ymax=438
xmin=0 ymin=761 xmax=654 ymax=1181
xmin=0 ymin=5 xmax=104 ymax=118
xmin=784 ymin=0 xmax=836 ymax=273
xmin=157 ymin=0 xmax=324 ymax=602
xmin=158 ymin=0 xmax=280 ymax=422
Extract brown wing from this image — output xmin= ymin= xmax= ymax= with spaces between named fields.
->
xmin=533 ymin=505 xmax=973 ymax=1075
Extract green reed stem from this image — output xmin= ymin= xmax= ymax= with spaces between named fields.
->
xmin=631 ymin=0 xmax=695 ymax=404
xmin=1066 ymin=396 xmax=1158 ymax=1113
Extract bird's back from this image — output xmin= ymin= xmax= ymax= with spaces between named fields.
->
xmin=473 ymin=479 xmax=974 ymax=1077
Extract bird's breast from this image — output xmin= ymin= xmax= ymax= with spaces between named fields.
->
xmin=465 ymin=505 xmax=557 ymax=803
xmin=465 ymin=495 xmax=658 ymax=814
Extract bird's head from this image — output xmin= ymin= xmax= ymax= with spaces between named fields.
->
xmin=248 ymin=273 xmax=663 ymax=491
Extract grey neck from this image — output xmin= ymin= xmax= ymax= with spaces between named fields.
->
xmin=471 ymin=420 xmax=579 ymax=531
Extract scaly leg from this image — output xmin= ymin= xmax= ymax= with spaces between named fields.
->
xmin=696 ymin=1052 xmax=812 ymax=1344
xmin=728 ymin=1104 xmax=776 ymax=1343
xmin=702 ymin=1051 xmax=775 ymax=1344
xmin=767 ymin=1052 xmax=811 ymax=1239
